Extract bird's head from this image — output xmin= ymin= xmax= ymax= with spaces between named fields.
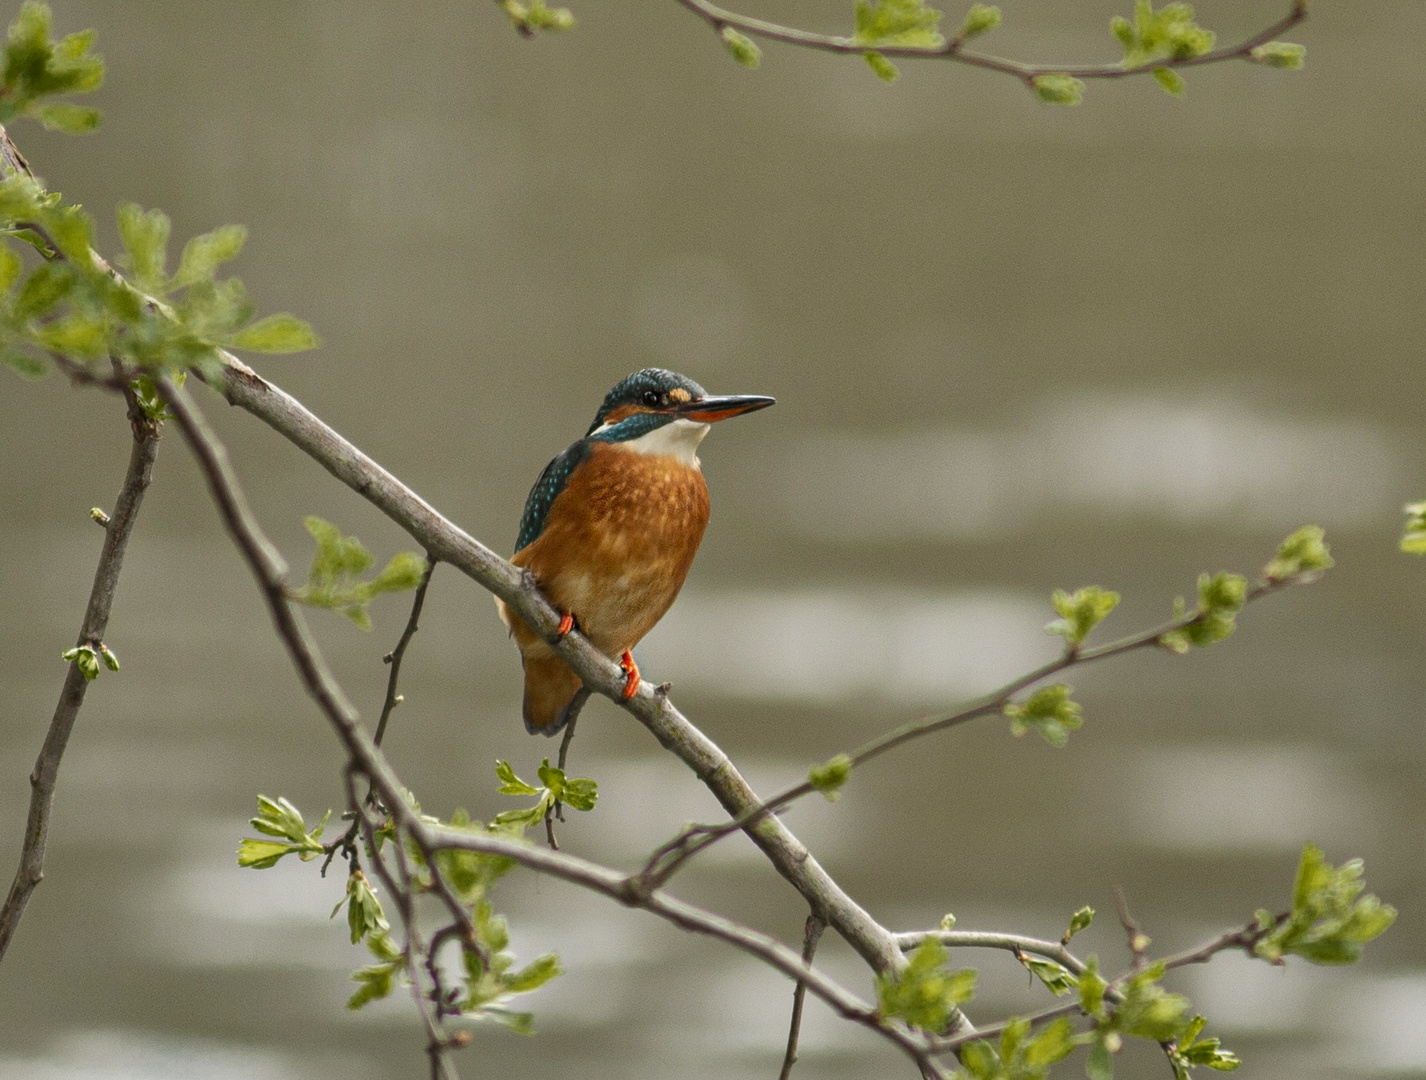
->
xmin=586 ymin=368 xmax=774 ymax=438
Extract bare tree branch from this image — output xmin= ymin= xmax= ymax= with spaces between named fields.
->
xmin=375 ymin=556 xmax=436 ymax=748
xmin=780 ymin=913 xmax=826 ymax=1080
xmin=0 ymin=398 xmax=160 ymax=962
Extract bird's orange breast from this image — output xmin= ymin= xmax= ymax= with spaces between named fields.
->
xmin=507 ymin=441 xmax=710 ymax=658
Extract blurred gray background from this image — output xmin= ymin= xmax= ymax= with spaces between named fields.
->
xmin=1 ymin=1 xmax=1424 ymax=1077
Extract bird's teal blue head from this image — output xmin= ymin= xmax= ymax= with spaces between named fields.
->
xmin=585 ymin=367 xmax=774 ymax=442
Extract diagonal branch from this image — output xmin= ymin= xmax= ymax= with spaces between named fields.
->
xmin=0 ymin=397 xmax=160 ymax=963
xmin=154 ymin=374 xmax=954 ymax=1077
xmin=209 ymin=357 xmax=919 ymax=987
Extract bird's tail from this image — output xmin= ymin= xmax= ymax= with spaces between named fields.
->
xmin=521 ymin=653 xmax=585 ymax=736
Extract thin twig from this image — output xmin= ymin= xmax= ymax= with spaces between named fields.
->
xmin=0 ymin=398 xmax=160 ymax=963
xmin=374 ymin=557 xmax=436 ymax=747
xmin=636 ymin=574 xmax=1308 ymax=887
xmin=780 ymin=913 xmax=826 ymax=1080
xmin=1113 ymin=886 xmax=1151 ymax=971
xmin=672 ymin=0 xmax=1306 ymax=82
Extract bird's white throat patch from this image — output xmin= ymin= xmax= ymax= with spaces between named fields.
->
xmin=606 ymin=417 xmax=710 ymax=466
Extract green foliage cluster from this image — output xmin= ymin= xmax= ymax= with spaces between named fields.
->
xmin=876 ymin=937 xmax=977 ymax=1032
xmin=236 ymin=795 xmax=331 ymax=869
xmin=1111 ymin=1 xmax=1214 ymax=96
xmin=493 ymin=758 xmax=598 ymax=827
xmin=1255 ymin=844 xmax=1397 ymax=965
xmin=808 ymin=752 xmax=852 ymax=800
xmin=0 ymin=6 xmax=316 ymax=388
xmin=290 ymin=516 xmax=426 ymax=630
xmin=60 ymin=640 xmax=116 ymax=680
xmin=960 ymin=1018 xmax=1080 ymax=1080
xmin=0 ymin=1 xmax=100 ymax=133
xmin=1045 ymin=586 xmax=1120 ymax=649
xmin=1158 ymin=572 xmax=1246 ymax=653
xmin=238 ymin=764 xmax=588 ymax=1029
xmin=1004 ymin=684 xmax=1082 ymax=747
xmin=1262 ymin=524 xmax=1334 ymax=581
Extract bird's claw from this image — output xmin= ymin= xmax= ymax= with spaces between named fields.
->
xmin=555 ymin=611 xmax=575 ymax=639
xmin=619 ymin=650 xmax=641 ymax=700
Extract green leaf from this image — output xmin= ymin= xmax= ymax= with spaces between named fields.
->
xmin=863 ymin=50 xmax=899 ymax=82
xmin=808 ymin=753 xmax=852 ymax=801
xmin=561 ymin=775 xmax=598 ymax=812
xmin=720 ymin=26 xmax=761 ymax=68
xmin=237 ymin=838 xmax=297 ymax=869
xmin=1065 ymin=905 xmax=1095 ymax=941
xmin=1004 ymin=683 xmax=1083 ymax=747
xmin=1032 ymin=73 xmax=1083 ymax=105
xmin=1077 ymin=956 xmax=1107 ymax=1019
xmin=97 ymin=643 xmax=119 ymax=671
xmin=853 ymin=0 xmax=945 ymax=47
xmin=290 ymin=517 xmax=424 ymax=628
xmin=504 ymin=952 xmax=561 ymax=993
xmin=337 ymin=870 xmax=390 ymax=945
xmin=1045 ymin=585 xmax=1119 ymax=646
xmin=1160 ymin=571 xmax=1247 ymax=651
xmin=29 ymin=100 xmax=97 ymax=132
xmin=1249 ymin=40 xmax=1304 ymax=69
xmin=1020 ymin=954 xmax=1077 ymax=996
xmin=496 ymin=760 xmax=540 ymax=796
xmin=228 ymin=311 xmax=318 ymax=353
xmin=1024 ymin=1018 xmax=1079 ymax=1068
xmin=116 ymin=203 xmax=170 ymax=291
xmin=959 ymin=3 xmax=1000 ymax=39
xmin=0 ymin=349 xmax=46 ymax=378
xmin=170 ymin=223 xmax=247 ymax=290
xmin=875 ymin=938 xmax=975 ymax=1032
xmin=1086 ymin=1036 xmax=1115 ymax=1080
xmin=1264 ymin=525 xmax=1333 ymax=579
xmin=61 ymin=644 xmax=99 ymax=680
xmin=1153 ymin=66 xmax=1184 ymax=95
xmin=347 ymin=932 xmax=403 ymax=1009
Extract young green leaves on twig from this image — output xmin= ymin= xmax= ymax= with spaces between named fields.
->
xmin=1005 ymin=684 xmax=1083 ymax=747
xmin=290 ymin=517 xmax=426 ymax=630
xmin=500 ymin=0 xmax=575 ymax=37
xmin=853 ymin=0 xmax=946 ymax=83
xmin=1255 ymin=844 xmax=1396 ymax=965
xmin=60 ymin=640 xmax=117 ymax=681
xmin=959 ymin=1018 xmax=1080 ymax=1080
xmin=1046 ymin=585 xmax=1120 ymax=653
xmin=494 ymin=758 xmax=598 ymax=827
xmin=237 ymin=795 xmax=332 ymax=869
xmin=875 ymin=937 xmax=975 ymax=1032
xmin=0 ymin=1 xmax=103 ymax=134
xmin=0 ymin=185 xmax=318 ymax=383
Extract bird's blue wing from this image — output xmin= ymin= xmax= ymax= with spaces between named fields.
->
xmin=515 ymin=440 xmax=592 ymax=554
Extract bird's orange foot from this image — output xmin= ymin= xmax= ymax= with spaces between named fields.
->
xmin=619 ymin=650 xmax=641 ymax=700
xmin=555 ymin=611 xmax=575 ymax=639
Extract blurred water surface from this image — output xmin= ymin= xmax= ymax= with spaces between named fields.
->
xmin=1 ymin=1 xmax=1424 ymax=1077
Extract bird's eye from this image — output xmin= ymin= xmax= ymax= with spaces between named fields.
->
xmin=642 ymin=390 xmax=661 ymax=407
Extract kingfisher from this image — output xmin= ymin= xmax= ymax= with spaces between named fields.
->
xmin=498 ymin=368 xmax=774 ymax=735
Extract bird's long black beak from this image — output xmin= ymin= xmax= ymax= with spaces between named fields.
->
xmin=677 ymin=394 xmax=775 ymax=423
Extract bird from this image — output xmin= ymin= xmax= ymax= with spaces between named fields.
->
xmin=497 ymin=368 xmax=774 ymax=735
